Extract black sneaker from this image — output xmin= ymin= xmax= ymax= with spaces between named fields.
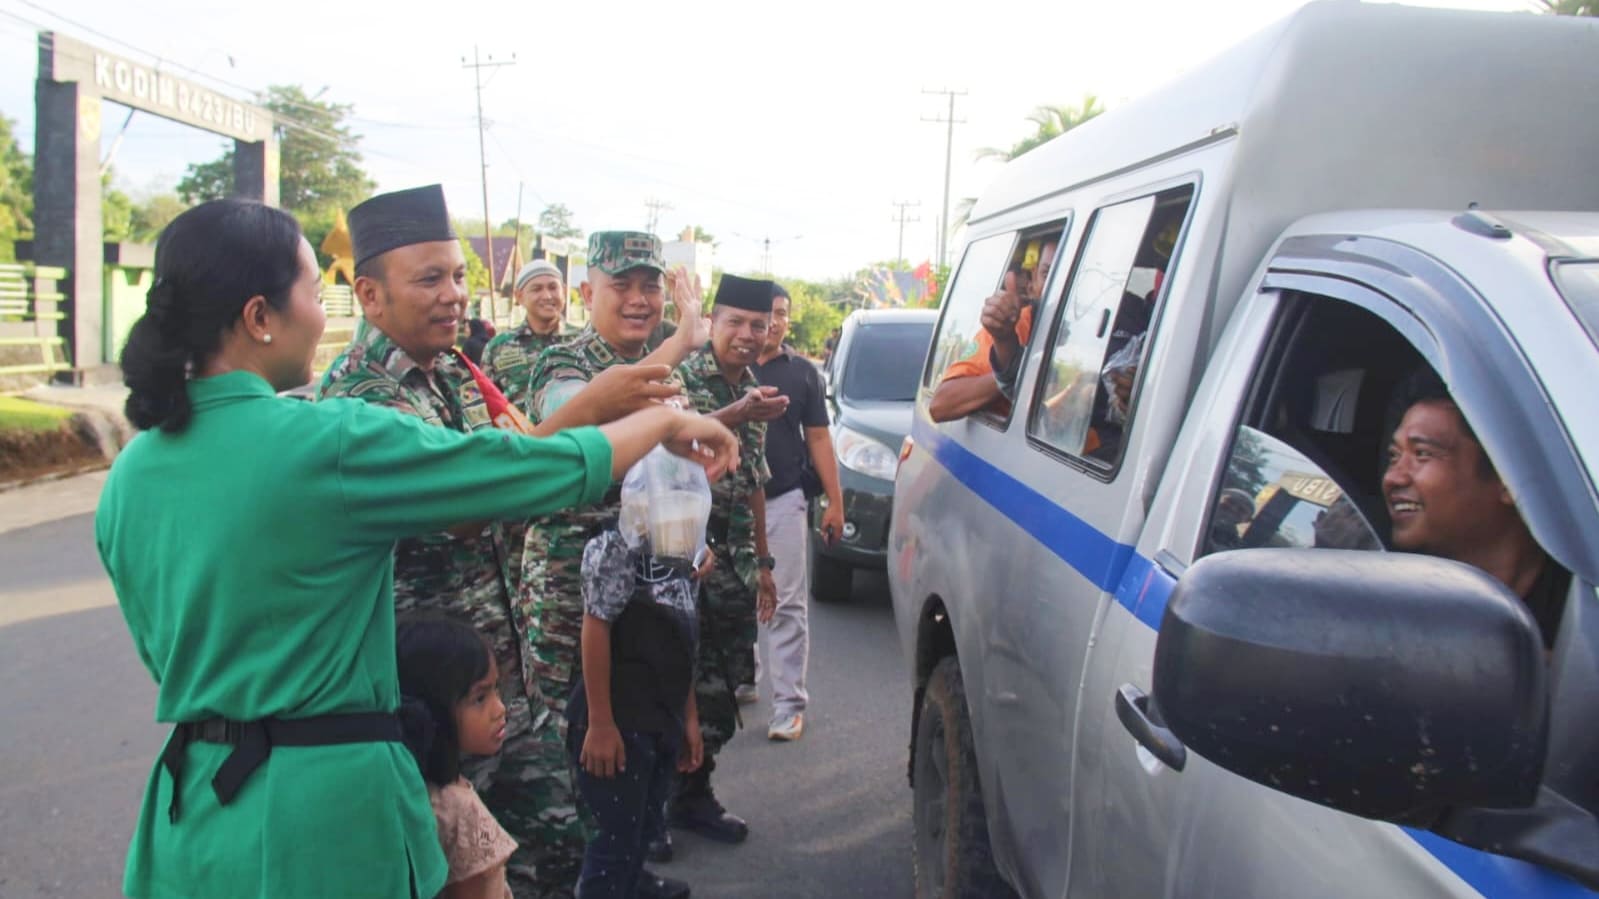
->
xmin=669 ymin=791 xmax=749 ymax=844
xmin=637 ymin=869 xmax=691 ymax=899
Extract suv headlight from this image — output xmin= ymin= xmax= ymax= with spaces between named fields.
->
xmin=834 ymin=426 xmax=899 ymax=481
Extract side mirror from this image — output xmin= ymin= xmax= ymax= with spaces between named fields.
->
xmin=1153 ymin=549 xmax=1548 ymax=822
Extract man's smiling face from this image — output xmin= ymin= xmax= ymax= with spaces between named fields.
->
xmin=1383 ymin=398 xmax=1511 ymax=557
xmin=584 ymin=266 xmax=664 ymax=356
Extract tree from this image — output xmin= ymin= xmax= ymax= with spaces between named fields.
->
xmin=1534 ymin=0 xmax=1597 ymax=13
xmin=460 ymin=236 xmax=490 ymax=294
xmin=955 ymin=95 xmax=1106 ymax=230
xmin=177 ymin=85 xmax=376 ymax=220
xmin=537 ymin=203 xmax=583 ymax=240
xmin=130 ymin=194 xmax=189 ymax=242
xmin=1 ymin=113 xmax=32 ymax=263
xmin=691 ymin=225 xmax=718 ymax=248
xmin=784 ymin=279 xmax=844 ymax=355
xmin=102 ymin=176 xmax=135 ymax=242
xmin=975 ymin=96 xmax=1105 ymax=163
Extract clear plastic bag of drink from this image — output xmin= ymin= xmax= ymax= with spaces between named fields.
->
xmin=619 ymin=444 xmax=712 ymax=570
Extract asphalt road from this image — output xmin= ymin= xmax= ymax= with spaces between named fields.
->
xmin=0 ymin=472 xmax=914 ymax=898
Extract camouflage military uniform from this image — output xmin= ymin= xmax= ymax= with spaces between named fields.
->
xmin=482 ymin=320 xmax=578 ymax=603
xmin=482 ymin=321 xmax=579 ymax=417
xmin=677 ymin=344 xmax=770 ymax=756
xmin=519 ymin=327 xmax=685 ymax=731
xmin=318 ymin=319 xmax=583 ymax=899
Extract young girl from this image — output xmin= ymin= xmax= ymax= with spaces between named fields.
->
xmin=397 ymin=615 xmax=517 ymax=899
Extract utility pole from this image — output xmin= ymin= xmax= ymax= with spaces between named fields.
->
xmin=464 ymin=46 xmax=515 ymax=320
xmin=921 ymin=88 xmax=966 ymax=270
xmin=644 ymin=198 xmax=673 ymax=235
xmin=891 ymin=200 xmax=921 ymax=265
xmin=732 ymin=232 xmax=802 ymax=274
xmin=507 ymin=182 xmax=525 ymax=303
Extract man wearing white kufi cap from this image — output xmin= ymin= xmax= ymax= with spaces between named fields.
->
xmin=483 ymin=258 xmax=578 ymax=415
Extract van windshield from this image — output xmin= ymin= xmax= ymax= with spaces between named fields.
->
xmin=841 ymin=322 xmax=936 ymax=402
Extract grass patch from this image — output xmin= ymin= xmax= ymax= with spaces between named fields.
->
xmin=0 ymin=396 xmax=74 ymax=433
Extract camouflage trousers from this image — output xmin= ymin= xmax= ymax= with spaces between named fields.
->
xmin=695 ymin=563 xmax=759 ymax=756
xmin=465 ymin=721 xmax=587 ymax=899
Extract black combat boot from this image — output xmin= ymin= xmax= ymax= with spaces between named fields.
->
xmin=668 ymin=758 xmax=749 ymax=844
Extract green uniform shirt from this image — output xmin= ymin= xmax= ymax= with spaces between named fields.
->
xmin=317 ymin=319 xmax=549 ymax=739
xmin=96 ymin=371 xmax=611 ymax=899
xmin=519 ymin=326 xmax=684 ymax=721
xmin=481 ymin=320 xmax=577 ymax=416
xmin=678 ymin=344 xmax=770 ymax=591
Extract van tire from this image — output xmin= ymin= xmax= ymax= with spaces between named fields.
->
xmin=914 ymin=656 xmax=1014 ymax=899
xmin=811 ymin=553 xmax=853 ymax=603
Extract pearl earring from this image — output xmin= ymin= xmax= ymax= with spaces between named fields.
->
xmin=263 ymin=334 xmax=273 ymax=344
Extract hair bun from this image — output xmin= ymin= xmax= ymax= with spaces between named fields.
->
xmin=144 ymin=279 xmax=182 ymax=333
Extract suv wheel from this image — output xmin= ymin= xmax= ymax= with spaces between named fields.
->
xmin=811 ymin=552 xmax=853 ymax=603
xmin=914 ymin=656 xmax=1014 ymax=899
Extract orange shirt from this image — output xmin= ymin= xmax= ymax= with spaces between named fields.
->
xmin=941 ymin=303 xmax=1035 ymax=382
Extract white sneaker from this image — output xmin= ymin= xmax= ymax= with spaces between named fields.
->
xmin=734 ymin=683 xmax=759 ymax=705
xmin=768 ymin=713 xmax=805 ymax=741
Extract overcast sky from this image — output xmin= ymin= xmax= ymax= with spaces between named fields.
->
xmin=0 ymin=0 xmax=1530 ymax=280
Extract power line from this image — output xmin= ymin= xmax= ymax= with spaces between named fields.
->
xmin=463 ymin=46 xmax=515 ymax=319
xmin=891 ymin=200 xmax=921 ymax=265
xmin=485 ymin=126 xmax=547 ymax=210
xmin=921 ymin=87 xmax=967 ymax=270
xmin=644 ymin=198 xmax=673 ymax=235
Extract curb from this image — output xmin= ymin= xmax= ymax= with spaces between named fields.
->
xmin=0 ymin=459 xmax=111 ymax=493
xmin=0 ymin=403 xmax=132 ymax=492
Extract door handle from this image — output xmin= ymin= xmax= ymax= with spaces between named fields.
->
xmin=1114 ymin=683 xmax=1187 ymax=771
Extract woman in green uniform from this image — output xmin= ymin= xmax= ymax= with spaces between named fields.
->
xmin=95 ymin=199 xmax=737 ymax=899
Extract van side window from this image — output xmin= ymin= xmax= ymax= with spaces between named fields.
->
xmin=1028 ymin=186 xmax=1193 ymax=468
xmin=925 ymin=219 xmax=1069 ymax=424
xmin=925 ymin=234 xmax=1014 ymax=390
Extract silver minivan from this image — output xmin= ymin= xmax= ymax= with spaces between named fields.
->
xmin=888 ymin=3 xmax=1599 ymax=896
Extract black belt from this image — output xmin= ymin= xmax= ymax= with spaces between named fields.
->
xmin=160 ymin=712 xmax=403 ymax=823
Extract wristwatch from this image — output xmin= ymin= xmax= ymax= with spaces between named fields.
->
xmin=757 ymin=556 xmax=777 ymax=571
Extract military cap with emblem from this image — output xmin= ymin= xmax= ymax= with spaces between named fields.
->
xmin=713 ymin=274 xmax=775 ymax=314
xmin=586 ymin=231 xmax=665 ymax=275
xmin=348 ymin=184 xmax=457 ymax=269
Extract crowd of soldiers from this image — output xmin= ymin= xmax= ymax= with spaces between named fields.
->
xmin=319 ymin=184 xmax=813 ymax=898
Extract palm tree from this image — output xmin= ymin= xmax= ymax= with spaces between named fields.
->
xmin=953 ymin=95 xmax=1106 ymax=230
xmin=974 ymin=96 xmax=1106 ymax=163
xmin=1533 ymin=0 xmax=1597 ymax=14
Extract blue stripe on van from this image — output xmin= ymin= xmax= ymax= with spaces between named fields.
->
xmin=911 ymin=417 xmax=1595 ymax=898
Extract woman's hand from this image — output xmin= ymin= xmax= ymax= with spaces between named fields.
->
xmin=580 ymin=722 xmax=626 ymax=778
xmin=664 ymin=412 xmax=740 ymax=482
